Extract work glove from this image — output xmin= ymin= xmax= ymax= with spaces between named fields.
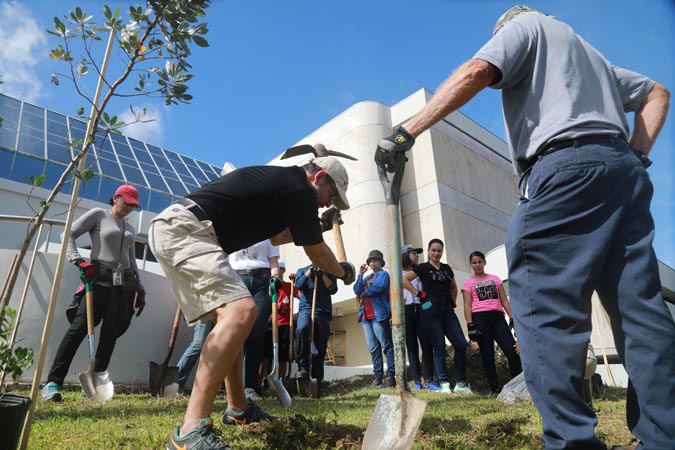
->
xmin=270 ymin=274 xmax=283 ymax=292
xmin=135 ymin=289 xmax=146 ymax=317
xmin=77 ymin=259 xmax=96 ymax=282
xmin=339 ymin=262 xmax=356 ymax=286
xmin=467 ymin=323 xmax=482 ymax=341
xmin=289 ymin=273 xmax=296 ymax=281
xmin=310 ymin=266 xmax=324 ymax=279
xmin=416 ymin=290 xmax=428 ymax=302
xmin=319 ymin=206 xmax=343 ymax=233
xmin=374 ymin=126 xmax=415 ymax=173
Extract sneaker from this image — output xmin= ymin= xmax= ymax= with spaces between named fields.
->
xmin=440 ymin=382 xmax=453 ymax=394
xmin=371 ymin=377 xmax=383 ymax=387
xmin=454 ymin=382 xmax=473 ymax=395
xmin=413 ymin=382 xmax=424 ymax=391
xmin=41 ymin=382 xmax=62 ymax=402
xmin=222 ymin=400 xmax=275 ymax=426
xmin=425 ymin=381 xmax=441 ymax=392
xmin=297 ymin=368 xmax=309 ymax=379
xmin=382 ymin=376 xmax=396 ymax=388
xmin=168 ymin=418 xmax=231 ymax=450
xmin=244 ymin=387 xmax=262 ymax=402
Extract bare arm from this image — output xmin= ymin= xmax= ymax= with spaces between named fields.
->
xmin=450 ymin=277 xmax=458 ymax=308
xmin=630 ymin=82 xmax=670 ymax=155
xmin=402 ymin=270 xmax=419 ymax=295
xmin=269 ymin=256 xmax=280 ymax=277
xmin=303 ymin=241 xmax=344 ymax=278
xmin=462 ymin=290 xmax=473 ymax=324
xmin=270 ymin=228 xmax=293 ymax=246
xmin=498 ymin=284 xmax=514 ymax=318
xmin=404 ymin=59 xmax=500 ymax=138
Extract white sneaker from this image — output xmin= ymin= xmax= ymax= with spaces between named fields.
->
xmin=440 ymin=382 xmax=453 ymax=394
xmin=244 ymin=387 xmax=262 ymax=402
xmin=41 ymin=382 xmax=62 ymax=402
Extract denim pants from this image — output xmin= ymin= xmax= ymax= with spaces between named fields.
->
xmin=361 ymin=317 xmax=395 ymax=379
xmin=239 ymin=272 xmax=272 ymax=390
xmin=404 ymin=304 xmax=433 ymax=384
xmin=418 ymin=299 xmax=448 ymax=383
xmin=472 ymin=310 xmax=521 ymax=391
xmin=506 ymin=141 xmax=675 ymax=450
xmin=296 ymin=308 xmax=331 ymax=382
xmin=442 ymin=306 xmax=469 ymax=384
xmin=176 ymin=320 xmax=214 ymax=390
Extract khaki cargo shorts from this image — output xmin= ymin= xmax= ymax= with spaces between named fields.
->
xmin=148 ymin=202 xmax=250 ymax=325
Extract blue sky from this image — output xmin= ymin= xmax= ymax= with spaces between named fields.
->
xmin=1 ymin=0 xmax=673 ymax=267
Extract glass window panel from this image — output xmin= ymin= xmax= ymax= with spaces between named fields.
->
xmin=148 ymin=191 xmax=172 ymax=213
xmin=0 ymin=127 xmax=18 ymax=150
xmin=0 ymin=95 xmax=21 ymax=121
xmin=9 ymin=153 xmax=45 ymax=184
xmin=110 ymin=134 xmax=133 ymax=158
xmin=22 ymin=103 xmax=43 ymax=116
xmin=21 ymin=106 xmax=44 ymax=130
xmin=19 ymin=125 xmax=44 ymax=139
xmin=159 ymin=167 xmax=177 ymax=179
xmin=17 ymin=134 xmax=45 ymax=157
xmin=121 ymin=165 xmax=146 ymax=186
xmin=183 ymin=182 xmax=198 ymax=194
xmin=164 ymin=177 xmax=187 ymax=196
xmin=186 ymin=164 xmax=208 ymax=184
xmin=98 ymin=158 xmax=124 ymax=180
xmin=147 ymin=144 xmax=163 ymax=156
xmin=47 ymin=114 xmax=69 ymax=137
xmin=100 ymin=177 xmax=123 ymax=202
xmin=169 ymin=157 xmax=191 ymax=177
xmin=133 ymin=185 xmax=150 ymax=210
xmin=153 ymin=153 xmax=173 ymax=171
xmin=178 ymin=172 xmax=197 ymax=186
xmin=130 ymin=141 xmax=154 ymax=164
xmin=118 ymin=155 xmax=136 ymax=167
xmin=80 ymin=174 xmax=101 ymax=202
xmin=197 ymin=160 xmax=221 ymax=178
xmin=0 ymin=148 xmax=15 ymax=178
xmin=43 ymin=162 xmax=72 ymax=194
xmin=47 ymin=141 xmax=72 ymax=164
xmin=139 ymin=161 xmax=159 ymax=175
xmin=143 ymin=172 xmax=169 ymax=192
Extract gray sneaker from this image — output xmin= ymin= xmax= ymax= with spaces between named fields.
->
xmin=41 ymin=382 xmax=62 ymax=402
xmin=167 ymin=418 xmax=231 ymax=450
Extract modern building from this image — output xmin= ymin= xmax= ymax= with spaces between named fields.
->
xmin=1 ymin=90 xmax=673 ymax=387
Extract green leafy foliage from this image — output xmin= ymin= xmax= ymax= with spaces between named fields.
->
xmin=0 ymin=307 xmax=34 ymax=395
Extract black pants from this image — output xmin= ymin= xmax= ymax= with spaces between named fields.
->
xmin=47 ymin=283 xmax=134 ymax=386
xmin=472 ymin=310 xmax=521 ymax=391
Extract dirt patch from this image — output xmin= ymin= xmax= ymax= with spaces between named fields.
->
xmin=247 ymin=414 xmax=362 ymax=450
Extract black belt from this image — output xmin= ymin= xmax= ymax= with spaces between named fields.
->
xmin=540 ymin=134 xmax=625 ymax=157
xmin=236 ymin=268 xmax=271 ymax=276
xmin=175 ymin=198 xmax=208 ymax=222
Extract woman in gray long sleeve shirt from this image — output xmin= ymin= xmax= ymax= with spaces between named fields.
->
xmin=41 ymin=184 xmax=145 ymax=402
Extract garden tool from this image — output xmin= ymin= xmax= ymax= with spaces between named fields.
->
xmin=77 ymin=279 xmax=114 ymax=402
xmin=280 ymin=142 xmax=358 ymax=161
xmin=266 ymin=281 xmax=292 ymax=407
xmin=148 ymin=306 xmax=181 ymax=397
xmin=363 ymin=139 xmax=426 ymax=450
xmin=296 ymin=274 xmax=319 ymax=398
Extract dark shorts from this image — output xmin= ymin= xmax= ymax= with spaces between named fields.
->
xmin=263 ymin=324 xmax=290 ymax=361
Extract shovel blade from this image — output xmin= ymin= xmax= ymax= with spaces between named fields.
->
xmin=362 ymin=393 xmax=427 ymax=450
xmin=149 ymin=361 xmax=179 ymax=397
xmin=77 ymin=369 xmax=97 ymax=401
xmin=296 ymin=378 xmax=318 ymax=398
xmin=267 ymin=374 xmax=292 ymax=408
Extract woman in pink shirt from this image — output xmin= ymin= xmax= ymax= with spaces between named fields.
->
xmin=462 ymin=251 xmax=521 ymax=393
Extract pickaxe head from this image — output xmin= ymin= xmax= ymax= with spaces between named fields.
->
xmin=281 ymin=143 xmax=358 ymax=161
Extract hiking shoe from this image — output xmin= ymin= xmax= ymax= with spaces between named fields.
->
xmin=222 ymin=401 xmax=275 ymax=426
xmin=296 ymin=368 xmax=309 ymax=379
xmin=425 ymin=381 xmax=441 ymax=392
xmin=413 ymin=382 xmax=424 ymax=391
xmin=440 ymin=382 xmax=453 ymax=394
xmin=454 ymin=382 xmax=473 ymax=394
xmin=371 ymin=377 xmax=383 ymax=387
xmin=41 ymin=382 xmax=62 ymax=402
xmin=383 ymin=376 xmax=396 ymax=388
xmin=244 ymin=387 xmax=262 ymax=402
xmin=168 ymin=418 xmax=231 ymax=450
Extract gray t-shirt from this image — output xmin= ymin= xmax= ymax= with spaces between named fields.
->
xmin=474 ymin=13 xmax=655 ymax=174
xmin=66 ymin=207 xmax=142 ymax=288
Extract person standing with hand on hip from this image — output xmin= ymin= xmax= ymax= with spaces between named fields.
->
xmin=376 ymin=6 xmax=673 ymax=449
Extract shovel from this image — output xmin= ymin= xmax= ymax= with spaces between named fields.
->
xmin=148 ymin=306 xmax=182 ymax=397
xmin=362 ymin=136 xmax=426 ymax=450
xmin=296 ymin=275 xmax=319 ymax=397
xmin=77 ymin=279 xmax=114 ymax=402
xmin=266 ymin=282 xmax=292 ymax=407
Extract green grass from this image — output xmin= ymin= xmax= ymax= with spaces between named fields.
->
xmin=15 ymin=376 xmax=634 ymax=450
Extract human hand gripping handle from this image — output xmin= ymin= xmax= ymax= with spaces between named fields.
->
xmin=271 ymin=274 xmax=283 ymax=292
xmin=77 ymin=259 xmax=96 ymax=283
xmin=135 ymin=290 xmax=146 ymax=317
xmin=416 ymin=290 xmax=428 ymax=302
xmin=310 ymin=266 xmax=324 ymax=279
xmin=467 ymin=323 xmax=482 ymax=341
xmin=374 ymin=126 xmax=415 ymax=205
xmin=339 ymin=262 xmax=356 ymax=286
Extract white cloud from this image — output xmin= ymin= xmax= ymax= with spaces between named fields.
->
xmin=0 ymin=1 xmax=47 ymax=103
xmin=117 ymin=103 xmax=165 ymax=145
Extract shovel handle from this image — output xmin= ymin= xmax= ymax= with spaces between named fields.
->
xmin=288 ymin=278 xmax=295 ymax=362
xmin=85 ymin=281 xmax=95 ymax=337
xmin=165 ymin=306 xmax=182 ymax=363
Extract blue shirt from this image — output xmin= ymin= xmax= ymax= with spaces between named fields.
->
xmin=354 ymin=269 xmax=391 ymax=322
xmin=294 ymin=266 xmax=337 ymax=316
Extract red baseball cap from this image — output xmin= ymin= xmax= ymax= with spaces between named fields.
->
xmin=114 ymin=184 xmax=140 ymax=207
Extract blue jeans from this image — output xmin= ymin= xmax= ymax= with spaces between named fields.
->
xmin=442 ymin=306 xmax=469 ymax=384
xmin=472 ymin=311 xmax=521 ymax=391
xmin=296 ymin=308 xmax=331 ymax=382
xmin=361 ymin=317 xmax=395 ymax=379
xmin=404 ymin=304 xmax=433 ymax=384
xmin=418 ymin=299 xmax=448 ymax=383
xmin=506 ymin=141 xmax=675 ymax=450
xmin=239 ymin=272 xmax=272 ymax=390
xmin=176 ymin=320 xmax=214 ymax=390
